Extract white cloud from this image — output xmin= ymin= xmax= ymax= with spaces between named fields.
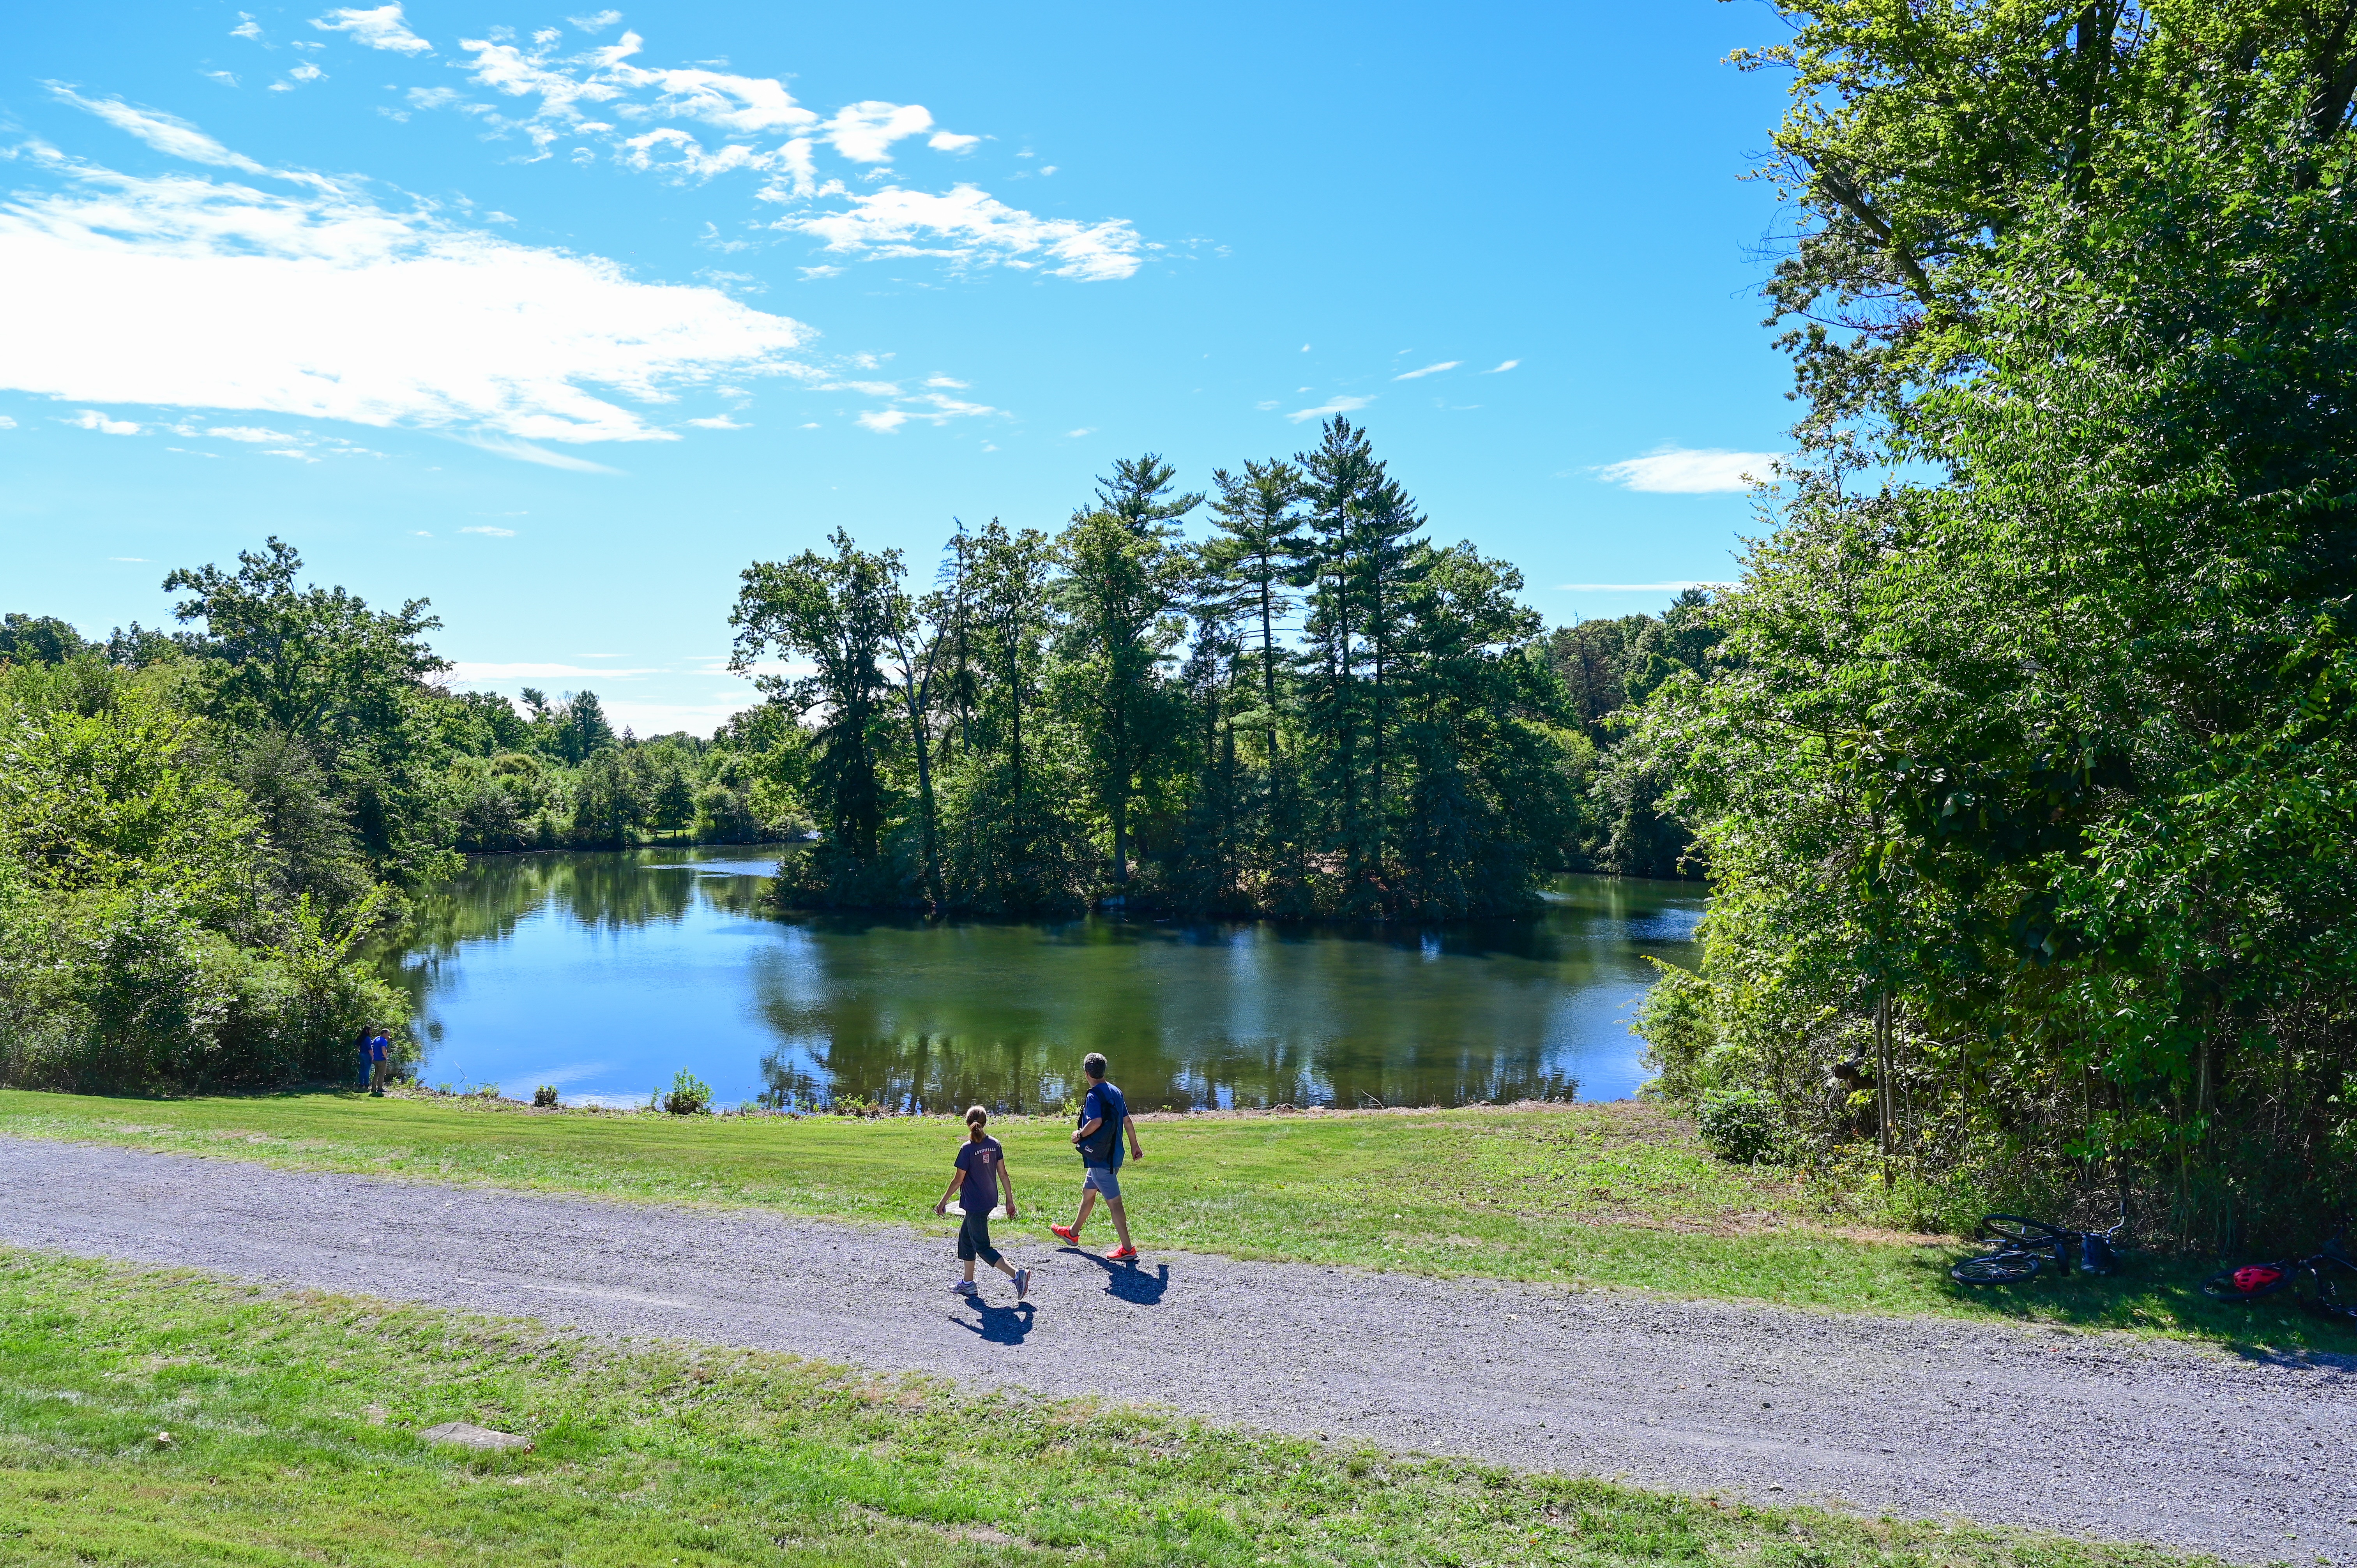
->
xmin=1392 ymin=360 xmax=1458 ymax=380
xmin=68 ymin=409 xmax=142 ymax=434
xmin=1065 ymin=427 xmax=1094 ymax=438
xmin=1554 ymin=581 xmax=1725 ymax=592
xmin=855 ymin=409 xmax=907 ymax=433
xmin=205 ymin=71 xmax=240 ymax=87
xmin=0 ymin=146 xmax=818 ymax=447
xmin=289 ymin=63 xmax=326 ymax=83
xmin=923 ymin=375 xmax=967 ymax=388
xmin=423 ymin=29 xmax=1128 ymax=280
xmin=231 ymin=15 xmax=263 ymax=40
xmin=1596 ymin=446 xmax=1783 ymax=494
xmin=309 ymin=4 xmax=433 ymax=55
xmin=0 ymin=415 xmax=15 ymax=429
xmin=207 ymin=424 xmax=299 ymax=442
xmin=1285 ymin=395 xmax=1373 ymax=424
xmin=684 ymin=414 xmax=745 ymax=428
xmin=460 ymin=524 xmax=517 ymax=536
xmin=458 ymin=436 xmax=624 ymax=471
xmin=48 ymin=87 xmax=273 ymax=176
xmin=823 ymin=101 xmax=935 ymax=162
xmin=1483 ymin=359 xmax=1520 ymax=373
xmin=569 ymin=10 xmax=624 ymax=31
xmin=780 ymin=184 xmax=1142 ymax=279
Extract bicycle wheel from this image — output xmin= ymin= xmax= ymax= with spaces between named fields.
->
xmin=2307 ymin=1262 xmax=2357 ymax=1321
xmin=1953 ymin=1249 xmax=2042 ymax=1285
xmin=1981 ymin=1214 xmax=2069 ymax=1246
xmin=2200 ymin=1263 xmax=2296 ymax=1303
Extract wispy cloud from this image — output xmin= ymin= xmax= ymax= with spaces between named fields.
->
xmin=0 ymin=415 xmax=16 ymax=430
xmin=449 ymin=660 xmax=663 ymax=680
xmin=1554 ymin=581 xmax=1725 ymax=593
xmin=1392 ymin=360 xmax=1459 ymax=381
xmin=458 ymin=436 xmax=625 ymax=471
xmin=308 ymin=4 xmax=433 ymax=55
xmin=1285 ymin=394 xmax=1373 ymax=424
xmin=567 ymin=9 xmax=624 ymax=30
xmin=67 ymin=410 xmax=142 ymax=434
xmin=778 ymin=184 xmax=1141 ymax=279
xmin=0 ymin=136 xmax=817 ymax=447
xmin=1482 ymin=358 xmax=1519 ymax=373
xmin=1596 ymin=446 xmax=1781 ymax=494
xmin=831 ymin=384 xmax=997 ymax=433
xmin=46 ymin=86 xmax=275 ymax=177
xmin=684 ymin=414 xmax=746 ymax=429
xmin=459 ymin=524 xmax=517 ymax=536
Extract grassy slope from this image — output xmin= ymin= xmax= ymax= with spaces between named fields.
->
xmin=0 ymin=1249 xmax=2208 ymax=1568
xmin=0 ymin=1088 xmax=2342 ymax=1348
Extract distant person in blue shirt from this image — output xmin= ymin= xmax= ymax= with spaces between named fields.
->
xmin=1052 ymin=1052 xmax=1144 ymax=1261
xmin=365 ymin=1028 xmax=392 ymax=1097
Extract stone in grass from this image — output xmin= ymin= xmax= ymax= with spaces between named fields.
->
xmin=418 ymin=1421 xmax=533 ymax=1453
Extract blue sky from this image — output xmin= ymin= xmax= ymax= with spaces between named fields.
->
xmin=3 ymin=1 xmax=1795 ymax=733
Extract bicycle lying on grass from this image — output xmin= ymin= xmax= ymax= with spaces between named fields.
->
xmin=2199 ymin=1230 xmax=2357 ymax=1319
xmin=1951 ymin=1212 xmax=2125 ymax=1285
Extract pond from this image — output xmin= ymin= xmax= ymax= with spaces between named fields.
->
xmin=381 ymin=848 xmax=1704 ymax=1112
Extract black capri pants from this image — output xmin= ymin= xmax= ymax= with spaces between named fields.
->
xmin=957 ymin=1209 xmax=1002 ymax=1267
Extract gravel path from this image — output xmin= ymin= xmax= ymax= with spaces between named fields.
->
xmin=2 ymin=1135 xmax=2350 ymax=1562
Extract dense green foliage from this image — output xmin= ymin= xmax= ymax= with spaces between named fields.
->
xmin=733 ymin=427 xmax=1628 ymax=918
xmin=0 ymin=543 xmax=797 ymax=1094
xmin=1636 ymin=0 xmax=2357 ymax=1249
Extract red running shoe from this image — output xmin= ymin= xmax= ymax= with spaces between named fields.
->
xmin=1051 ymin=1224 xmax=1079 ymax=1244
xmin=1107 ymin=1245 xmax=1139 ymax=1262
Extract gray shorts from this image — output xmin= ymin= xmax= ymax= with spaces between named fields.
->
xmin=1082 ymin=1165 xmax=1121 ymax=1201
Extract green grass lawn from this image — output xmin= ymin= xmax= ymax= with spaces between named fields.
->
xmin=0 ymin=1088 xmax=2345 ymax=1349
xmin=0 ymin=1248 xmax=2212 ymax=1568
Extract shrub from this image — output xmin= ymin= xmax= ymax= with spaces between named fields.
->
xmin=533 ymin=1084 xmax=559 ymax=1108
xmin=661 ymin=1069 xmax=712 ymax=1116
xmin=1696 ymin=1087 xmax=1780 ymax=1165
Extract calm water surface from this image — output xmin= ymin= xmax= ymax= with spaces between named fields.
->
xmin=382 ymin=848 xmax=1703 ymax=1110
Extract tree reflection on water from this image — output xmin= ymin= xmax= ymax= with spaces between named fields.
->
xmin=383 ymin=849 xmax=1700 ymax=1108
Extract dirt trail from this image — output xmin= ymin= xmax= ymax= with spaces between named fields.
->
xmin=2 ymin=1135 xmax=2348 ymax=1563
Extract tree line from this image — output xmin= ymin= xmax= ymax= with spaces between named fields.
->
xmin=1627 ymin=0 xmax=2357 ymax=1250
xmin=0 ymin=436 xmax=1712 ymax=1093
xmin=726 ymin=418 xmax=1707 ymax=918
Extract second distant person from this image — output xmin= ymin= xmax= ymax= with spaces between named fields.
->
xmin=1053 ymin=1052 xmax=1143 ymax=1261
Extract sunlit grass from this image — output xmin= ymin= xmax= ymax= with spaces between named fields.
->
xmin=1 ymin=1088 xmax=2347 ymax=1348
xmin=0 ymin=1248 xmax=2217 ymax=1567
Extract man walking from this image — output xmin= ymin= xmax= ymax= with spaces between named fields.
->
xmin=365 ymin=1028 xmax=391 ymax=1097
xmin=1052 ymin=1052 xmax=1144 ymax=1261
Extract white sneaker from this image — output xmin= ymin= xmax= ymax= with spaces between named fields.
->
xmin=952 ymin=1280 xmax=978 ymax=1296
xmin=1014 ymin=1268 xmax=1032 ymax=1301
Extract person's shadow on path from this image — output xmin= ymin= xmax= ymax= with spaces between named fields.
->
xmin=1064 ymin=1251 xmax=1170 ymax=1305
xmin=951 ymin=1300 xmax=1036 ymax=1344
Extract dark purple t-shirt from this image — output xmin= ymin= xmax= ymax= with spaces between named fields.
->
xmin=954 ymin=1136 xmax=1004 ymax=1215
